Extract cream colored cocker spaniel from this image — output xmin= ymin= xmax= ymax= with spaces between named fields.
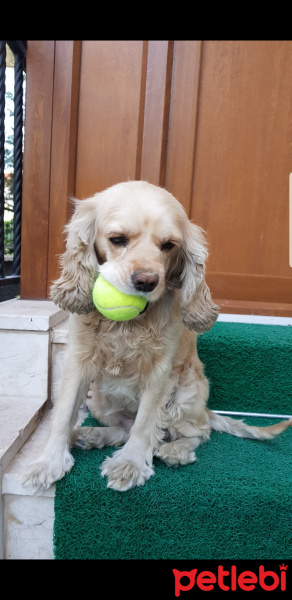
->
xmin=23 ymin=181 xmax=292 ymax=492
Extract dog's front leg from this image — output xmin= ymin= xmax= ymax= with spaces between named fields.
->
xmin=101 ymin=363 xmax=173 ymax=491
xmin=22 ymin=355 xmax=89 ymax=494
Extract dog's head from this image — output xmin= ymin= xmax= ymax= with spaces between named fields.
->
xmin=50 ymin=181 xmax=218 ymax=332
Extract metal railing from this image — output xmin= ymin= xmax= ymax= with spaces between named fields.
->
xmin=0 ymin=41 xmax=26 ymax=298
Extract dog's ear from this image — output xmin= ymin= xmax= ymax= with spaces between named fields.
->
xmin=50 ymin=197 xmax=98 ymax=314
xmin=177 ymin=221 xmax=219 ymax=333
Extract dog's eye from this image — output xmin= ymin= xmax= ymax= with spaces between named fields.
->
xmin=161 ymin=241 xmax=175 ymax=251
xmin=109 ymin=235 xmax=128 ymax=247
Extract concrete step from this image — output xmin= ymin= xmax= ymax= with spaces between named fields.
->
xmin=0 ymin=396 xmax=48 ymax=476
xmin=2 ymin=405 xmax=88 ymax=559
xmin=3 ymin=413 xmax=56 ymax=559
xmin=0 ymin=299 xmax=68 ymax=559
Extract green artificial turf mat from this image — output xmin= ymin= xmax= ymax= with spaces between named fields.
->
xmin=53 ymin=322 xmax=292 ymax=560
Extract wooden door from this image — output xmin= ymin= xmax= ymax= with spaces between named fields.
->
xmin=21 ymin=40 xmax=292 ymax=315
xmin=190 ymin=41 xmax=292 ymax=314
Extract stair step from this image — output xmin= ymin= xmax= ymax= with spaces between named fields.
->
xmin=3 ymin=413 xmax=56 ymax=559
xmin=0 ymin=396 xmax=48 ymax=474
xmin=3 ymin=404 xmax=88 ymax=559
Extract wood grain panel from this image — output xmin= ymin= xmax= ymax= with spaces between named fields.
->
xmin=215 ymin=299 xmax=292 ymax=317
xmin=140 ymin=41 xmax=173 ymax=186
xmin=165 ymin=41 xmax=202 ymax=215
xmin=20 ymin=40 xmax=292 ymax=313
xmin=191 ymin=41 xmax=292 ymax=290
xmin=75 ymin=41 xmax=145 ymax=198
xmin=21 ymin=41 xmax=55 ymax=298
xmin=206 ymin=272 xmax=292 ymax=304
xmin=47 ymin=41 xmax=81 ymax=293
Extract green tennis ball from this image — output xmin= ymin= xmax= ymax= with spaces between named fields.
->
xmin=92 ymin=276 xmax=147 ymax=321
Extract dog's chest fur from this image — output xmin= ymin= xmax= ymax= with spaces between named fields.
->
xmin=72 ymin=304 xmax=184 ymax=427
xmin=72 ymin=297 xmax=183 ymax=384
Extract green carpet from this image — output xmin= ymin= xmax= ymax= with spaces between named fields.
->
xmin=53 ymin=322 xmax=292 ymax=560
xmin=198 ymin=322 xmax=292 ymax=415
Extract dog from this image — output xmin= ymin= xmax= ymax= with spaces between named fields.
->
xmin=22 ymin=181 xmax=292 ymax=492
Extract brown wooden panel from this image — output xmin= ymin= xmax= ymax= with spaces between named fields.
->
xmin=206 ymin=272 xmax=292 ymax=304
xmin=21 ymin=41 xmax=55 ymax=298
xmin=75 ymin=41 xmax=146 ymax=198
xmin=20 ymin=39 xmax=292 ymax=315
xmin=215 ymin=299 xmax=292 ymax=317
xmin=47 ymin=41 xmax=81 ymax=293
xmin=134 ymin=41 xmax=148 ymax=182
xmin=165 ymin=41 xmax=202 ymax=215
xmin=191 ymin=41 xmax=292 ymax=288
xmin=140 ymin=41 xmax=173 ymax=186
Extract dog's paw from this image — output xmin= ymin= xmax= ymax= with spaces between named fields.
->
xmin=157 ymin=440 xmax=197 ymax=466
xmin=21 ymin=451 xmax=75 ymax=494
xmin=72 ymin=426 xmax=106 ymax=450
xmin=101 ymin=453 xmax=154 ymax=492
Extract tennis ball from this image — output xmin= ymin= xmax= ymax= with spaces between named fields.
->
xmin=92 ymin=276 xmax=147 ymax=321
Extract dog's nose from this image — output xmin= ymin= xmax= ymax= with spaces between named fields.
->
xmin=131 ymin=271 xmax=159 ymax=293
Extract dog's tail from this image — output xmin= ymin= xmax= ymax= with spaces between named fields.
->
xmin=207 ymin=409 xmax=292 ymax=440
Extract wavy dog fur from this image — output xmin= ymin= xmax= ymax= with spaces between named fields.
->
xmin=22 ymin=181 xmax=292 ymax=492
